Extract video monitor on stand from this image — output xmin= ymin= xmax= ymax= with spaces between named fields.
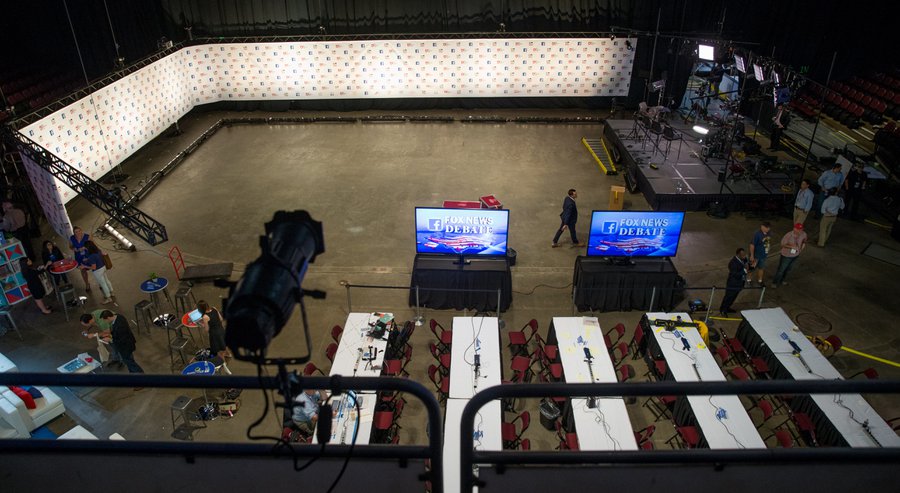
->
xmin=415 ymin=207 xmax=509 ymax=265
xmin=586 ymin=211 xmax=685 ymax=265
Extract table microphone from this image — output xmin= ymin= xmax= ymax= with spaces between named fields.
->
xmin=681 ymin=337 xmax=691 ymax=351
xmin=788 ymin=340 xmax=802 ymax=353
xmin=584 ymin=347 xmax=593 ymax=361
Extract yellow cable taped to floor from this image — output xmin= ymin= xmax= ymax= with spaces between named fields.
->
xmin=840 ymin=346 xmax=900 ymax=368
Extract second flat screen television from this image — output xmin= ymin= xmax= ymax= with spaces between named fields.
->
xmin=415 ymin=207 xmax=509 ymax=256
xmin=587 ymin=211 xmax=685 ymax=257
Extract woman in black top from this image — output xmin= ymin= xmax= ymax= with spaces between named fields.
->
xmin=18 ymin=257 xmax=52 ymax=314
xmin=41 ymin=240 xmax=69 ymax=287
xmin=197 ymin=300 xmax=230 ymax=361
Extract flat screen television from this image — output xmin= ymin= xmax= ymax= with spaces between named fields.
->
xmin=586 ymin=211 xmax=685 ymax=257
xmin=415 ymin=207 xmax=509 ymax=256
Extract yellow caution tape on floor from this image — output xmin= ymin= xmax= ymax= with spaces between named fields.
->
xmin=864 ymin=219 xmax=891 ymax=230
xmin=840 ymin=346 xmax=900 ymax=368
xmin=707 ymin=316 xmax=742 ymax=321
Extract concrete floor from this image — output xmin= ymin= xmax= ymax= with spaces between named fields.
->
xmin=1 ymin=108 xmax=898 ymax=450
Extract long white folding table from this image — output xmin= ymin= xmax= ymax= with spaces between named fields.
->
xmin=443 ymin=399 xmax=503 ymax=493
xmin=741 ymin=308 xmax=900 ymax=447
xmin=448 ymin=317 xmax=502 ymax=399
xmin=552 ymin=317 xmax=638 ymax=450
xmin=330 ymin=312 xmax=394 ymax=377
xmin=314 ymin=312 xmax=394 ymax=445
xmin=645 ymin=312 xmax=765 ymax=449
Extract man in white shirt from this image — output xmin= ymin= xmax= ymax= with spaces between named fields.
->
xmin=818 ymin=188 xmax=844 ymax=247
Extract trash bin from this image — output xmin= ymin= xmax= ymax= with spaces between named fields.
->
xmin=507 ymin=247 xmax=517 ymax=267
xmin=539 ymin=399 xmax=560 ymax=431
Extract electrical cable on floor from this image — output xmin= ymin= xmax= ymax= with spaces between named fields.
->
xmin=513 ymin=282 xmax=573 ymax=296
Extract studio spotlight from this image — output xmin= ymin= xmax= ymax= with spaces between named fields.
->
xmin=698 ymin=44 xmax=715 ymax=61
xmin=692 ymin=125 xmax=710 ymax=135
xmin=224 ymin=210 xmax=325 ymax=360
xmin=625 ymin=40 xmax=633 ymax=51
xmin=734 ymin=55 xmax=746 ymax=73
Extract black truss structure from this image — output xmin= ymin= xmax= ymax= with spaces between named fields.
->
xmin=4 ymin=130 xmax=168 ymax=246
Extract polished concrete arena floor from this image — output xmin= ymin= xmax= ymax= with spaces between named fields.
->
xmin=2 ymin=108 xmax=899 ymax=450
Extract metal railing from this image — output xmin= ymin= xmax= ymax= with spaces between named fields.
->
xmin=459 ymin=379 xmax=900 ymax=490
xmin=0 ymin=372 xmax=444 ymax=493
xmin=572 ymin=284 xmax=768 ymax=319
xmin=343 ymin=282 xmax=505 ymax=319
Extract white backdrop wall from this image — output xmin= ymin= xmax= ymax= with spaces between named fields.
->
xmin=19 ymin=37 xmax=636 ymax=239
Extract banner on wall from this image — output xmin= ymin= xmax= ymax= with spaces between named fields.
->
xmin=18 ymin=37 xmax=636 ymax=237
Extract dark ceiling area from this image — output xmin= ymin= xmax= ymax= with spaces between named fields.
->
xmin=0 ymin=1 xmax=892 ymax=100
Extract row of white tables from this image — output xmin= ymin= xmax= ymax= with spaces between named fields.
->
xmin=645 ymin=312 xmax=766 ymax=449
xmin=444 ymin=316 xmax=503 ymax=493
xmin=552 ymin=317 xmax=638 ymax=450
xmin=741 ymin=308 xmax=900 ymax=447
xmin=314 ymin=312 xmax=394 ymax=445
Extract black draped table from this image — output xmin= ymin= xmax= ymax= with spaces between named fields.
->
xmin=572 ymin=256 xmax=681 ymax=312
xmin=408 ymin=254 xmax=512 ymax=312
xmin=736 ymin=307 xmax=900 ymax=447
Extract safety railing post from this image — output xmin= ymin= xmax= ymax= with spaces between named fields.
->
xmin=705 ymin=287 xmax=716 ymax=324
xmin=649 ymin=286 xmax=657 ymax=311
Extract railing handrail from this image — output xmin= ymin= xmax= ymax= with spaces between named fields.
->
xmin=0 ymin=373 xmax=444 ymax=493
xmin=459 ymin=380 xmax=900 ymax=491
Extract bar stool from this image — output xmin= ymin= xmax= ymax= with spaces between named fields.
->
xmin=133 ymin=300 xmax=157 ymax=336
xmin=174 ymin=284 xmax=197 ymax=315
xmin=0 ymin=309 xmax=22 ymax=340
xmin=168 ymin=326 xmax=191 ymax=369
xmin=171 ymin=395 xmax=204 ymax=435
xmin=57 ymin=285 xmax=77 ymax=322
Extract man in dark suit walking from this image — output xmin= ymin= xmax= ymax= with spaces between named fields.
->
xmin=101 ymin=310 xmax=144 ymax=374
xmin=552 ymin=189 xmax=584 ymax=247
xmin=719 ymin=248 xmax=749 ymax=317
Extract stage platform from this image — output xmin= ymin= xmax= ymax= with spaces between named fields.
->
xmin=601 ymin=118 xmax=795 ymax=212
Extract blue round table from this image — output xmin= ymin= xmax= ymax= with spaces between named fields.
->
xmin=140 ymin=277 xmax=172 ymax=312
xmin=183 ymin=360 xmax=217 ymax=420
xmin=182 ymin=360 xmax=215 ymax=376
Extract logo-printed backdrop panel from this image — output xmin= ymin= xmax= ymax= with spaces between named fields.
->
xmin=186 ymin=38 xmax=635 ymax=103
xmin=20 ymin=154 xmax=73 ymax=240
xmin=19 ymin=38 xmax=635 ymax=238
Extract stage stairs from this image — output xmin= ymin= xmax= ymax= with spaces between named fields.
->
xmin=581 ymin=136 xmax=618 ymax=175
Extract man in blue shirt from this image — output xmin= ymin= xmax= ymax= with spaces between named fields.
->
xmin=292 ymin=389 xmax=328 ymax=434
xmin=815 ymin=164 xmax=844 ymax=219
xmin=748 ymin=222 xmax=771 ymax=286
xmin=793 ymin=179 xmax=814 ymax=226
xmin=818 ymin=188 xmax=845 ymax=247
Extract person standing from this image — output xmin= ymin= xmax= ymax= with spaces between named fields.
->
xmin=719 ymin=248 xmax=749 ymax=317
xmin=18 ymin=257 xmax=52 ymax=314
xmin=772 ymin=223 xmax=808 ymax=287
xmin=748 ymin=222 xmax=771 ymax=286
xmin=818 ymin=188 xmax=845 ymax=247
xmin=815 ymin=163 xmax=844 ymax=219
xmin=843 ymin=162 xmax=868 ymax=220
xmin=69 ymin=226 xmax=92 ymax=292
xmin=80 ymin=310 xmax=122 ymax=366
xmin=793 ymin=179 xmax=814 ymax=226
xmin=100 ymin=310 xmax=144 ymax=374
xmin=1 ymin=201 xmax=34 ymax=259
xmin=196 ymin=300 xmax=232 ymax=367
xmin=79 ymin=241 xmax=114 ymax=304
xmin=552 ymin=189 xmax=584 ymax=248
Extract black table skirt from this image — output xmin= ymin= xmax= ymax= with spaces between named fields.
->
xmin=572 ymin=256 xmax=681 ymax=312
xmin=408 ymin=254 xmax=512 ymax=312
xmin=736 ymin=321 xmax=850 ymax=447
